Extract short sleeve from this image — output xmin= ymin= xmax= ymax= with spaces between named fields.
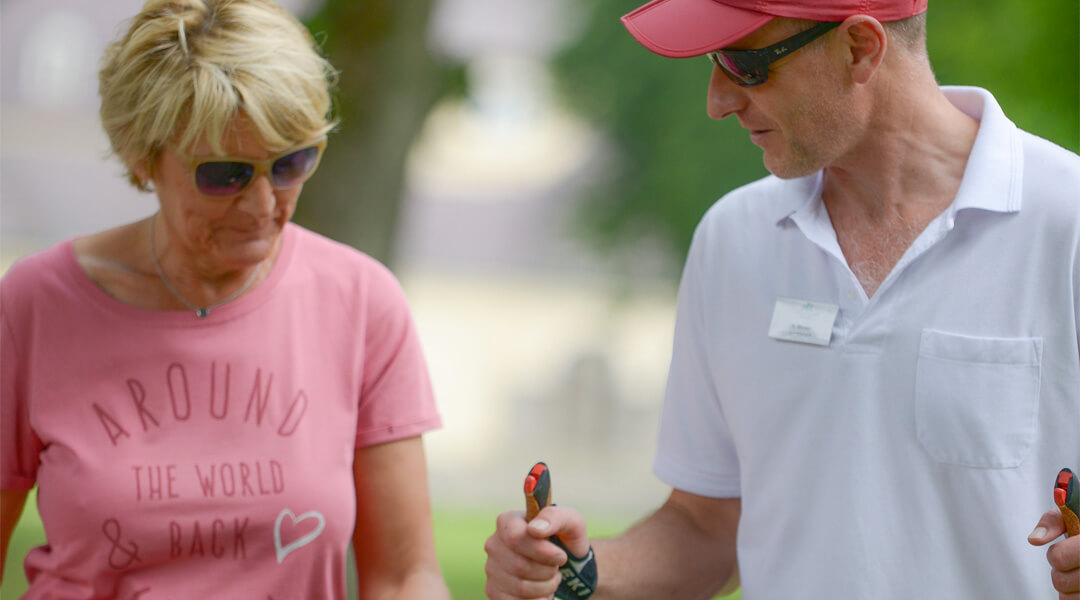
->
xmin=1 ymin=278 xmax=43 ymax=491
xmin=354 ymin=263 xmax=441 ymax=448
xmin=652 ymin=223 xmax=741 ymax=498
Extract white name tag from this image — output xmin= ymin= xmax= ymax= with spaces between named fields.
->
xmin=768 ymin=298 xmax=839 ymax=346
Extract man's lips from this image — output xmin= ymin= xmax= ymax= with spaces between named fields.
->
xmin=735 ymin=116 xmax=774 ymax=145
xmin=749 ymin=129 xmax=772 ymax=144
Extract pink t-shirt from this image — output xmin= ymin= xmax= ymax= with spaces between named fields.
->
xmin=1 ymin=223 xmax=442 ymax=599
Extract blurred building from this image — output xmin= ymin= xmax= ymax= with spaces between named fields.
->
xmin=0 ymin=0 xmax=675 ymax=516
xmin=410 ymin=0 xmax=675 ymax=513
xmin=2 ymin=0 xmax=149 ymax=265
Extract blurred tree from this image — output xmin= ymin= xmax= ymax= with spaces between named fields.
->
xmin=553 ymin=0 xmax=1080 ymax=268
xmin=297 ymin=0 xmax=450 ymax=265
xmin=928 ymin=0 xmax=1079 ymax=152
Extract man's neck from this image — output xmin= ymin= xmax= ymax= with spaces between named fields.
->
xmin=821 ymin=77 xmax=980 ymax=296
xmin=823 ymin=79 xmax=980 ymax=222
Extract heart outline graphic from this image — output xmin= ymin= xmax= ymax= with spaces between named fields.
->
xmin=274 ymin=508 xmax=326 ymax=564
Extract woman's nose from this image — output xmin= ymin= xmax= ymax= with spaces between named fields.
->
xmin=237 ymin=173 xmax=277 ymax=214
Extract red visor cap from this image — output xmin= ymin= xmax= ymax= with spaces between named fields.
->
xmin=621 ymin=0 xmax=928 ymax=58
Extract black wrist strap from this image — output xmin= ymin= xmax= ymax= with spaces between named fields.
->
xmin=551 ymin=539 xmax=597 ymax=600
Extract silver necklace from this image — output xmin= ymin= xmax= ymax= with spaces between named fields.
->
xmin=149 ymin=213 xmax=262 ymax=318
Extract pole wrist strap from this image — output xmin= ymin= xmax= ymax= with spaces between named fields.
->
xmin=553 ymin=542 xmax=597 ymax=600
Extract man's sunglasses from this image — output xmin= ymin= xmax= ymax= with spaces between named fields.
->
xmin=173 ymin=136 xmax=328 ymax=197
xmin=707 ymin=21 xmax=840 ymax=87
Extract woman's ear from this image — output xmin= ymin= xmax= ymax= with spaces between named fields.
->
xmin=131 ymin=159 xmax=150 ymax=183
xmin=130 ymin=156 xmax=158 ymax=192
xmin=839 ymin=15 xmax=888 ymax=85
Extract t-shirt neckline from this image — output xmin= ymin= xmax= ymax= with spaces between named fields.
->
xmin=65 ymin=222 xmax=298 ymax=328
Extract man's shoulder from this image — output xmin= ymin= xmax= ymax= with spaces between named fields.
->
xmin=1014 ymin=131 xmax=1080 ymax=219
xmin=700 ymin=173 xmax=817 ymax=229
xmin=1018 ymin=130 xmax=1080 ymax=178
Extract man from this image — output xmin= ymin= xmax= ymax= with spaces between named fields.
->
xmin=484 ymin=0 xmax=1080 ymax=598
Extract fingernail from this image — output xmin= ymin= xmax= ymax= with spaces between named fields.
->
xmin=530 ymin=519 xmax=550 ymax=532
xmin=1029 ymin=526 xmax=1047 ymax=540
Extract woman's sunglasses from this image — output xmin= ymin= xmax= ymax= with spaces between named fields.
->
xmin=173 ymin=136 xmax=328 ymax=197
xmin=707 ymin=21 xmax=840 ymax=87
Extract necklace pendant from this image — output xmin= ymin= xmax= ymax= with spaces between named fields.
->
xmin=150 ymin=213 xmax=262 ymax=319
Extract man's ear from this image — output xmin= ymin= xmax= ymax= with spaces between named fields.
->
xmin=838 ymin=15 xmax=888 ymax=85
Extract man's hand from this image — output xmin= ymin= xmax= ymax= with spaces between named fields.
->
xmin=1029 ymin=509 xmax=1080 ymax=599
xmin=484 ymin=505 xmax=591 ymax=600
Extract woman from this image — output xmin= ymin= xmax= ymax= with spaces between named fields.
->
xmin=0 ymin=1 xmax=450 ymax=598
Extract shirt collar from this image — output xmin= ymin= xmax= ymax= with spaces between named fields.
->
xmin=944 ymin=86 xmax=1023 ymax=214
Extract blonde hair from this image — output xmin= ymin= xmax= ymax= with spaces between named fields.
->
xmin=99 ymin=0 xmax=338 ymax=191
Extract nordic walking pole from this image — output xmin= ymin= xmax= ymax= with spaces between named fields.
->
xmin=523 ymin=462 xmax=597 ymax=599
xmin=1055 ymin=468 xmax=1080 ymax=538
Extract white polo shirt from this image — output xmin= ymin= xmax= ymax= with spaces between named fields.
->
xmin=655 ymin=87 xmax=1080 ymax=599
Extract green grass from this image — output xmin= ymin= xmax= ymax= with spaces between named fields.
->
xmin=1 ymin=491 xmax=739 ymax=599
xmin=1 ymin=490 xmax=44 ymax=600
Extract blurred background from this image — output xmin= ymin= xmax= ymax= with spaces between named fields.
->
xmin=1 ymin=0 xmax=1077 ymax=598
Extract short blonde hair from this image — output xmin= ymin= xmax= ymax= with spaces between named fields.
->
xmin=99 ymin=0 xmax=338 ymax=191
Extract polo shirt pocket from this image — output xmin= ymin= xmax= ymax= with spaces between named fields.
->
xmin=914 ymin=329 xmax=1041 ymax=468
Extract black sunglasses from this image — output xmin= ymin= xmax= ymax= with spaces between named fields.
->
xmin=173 ymin=137 xmax=328 ymax=197
xmin=707 ymin=21 xmax=840 ymax=87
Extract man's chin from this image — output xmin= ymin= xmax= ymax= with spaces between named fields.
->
xmin=762 ymin=154 xmax=820 ymax=180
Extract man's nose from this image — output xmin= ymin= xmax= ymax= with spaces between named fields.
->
xmin=706 ymin=66 xmax=748 ymax=121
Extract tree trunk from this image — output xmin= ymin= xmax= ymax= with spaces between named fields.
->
xmin=297 ymin=0 xmax=447 ymax=266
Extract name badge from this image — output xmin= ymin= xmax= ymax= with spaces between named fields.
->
xmin=768 ymin=297 xmax=839 ymax=346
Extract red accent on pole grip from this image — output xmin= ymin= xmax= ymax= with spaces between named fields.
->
xmin=531 ymin=463 xmax=548 ymax=479
xmin=1058 ymin=470 xmax=1073 ymax=489
xmin=1057 ymin=487 xmax=1068 ymax=506
xmin=525 ymin=461 xmax=552 ymax=522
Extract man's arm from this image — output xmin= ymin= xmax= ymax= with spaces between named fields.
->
xmin=1 ymin=488 xmax=30 ymax=581
xmin=485 ymin=490 xmax=739 ymax=600
xmin=593 ymin=491 xmax=740 ymax=599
